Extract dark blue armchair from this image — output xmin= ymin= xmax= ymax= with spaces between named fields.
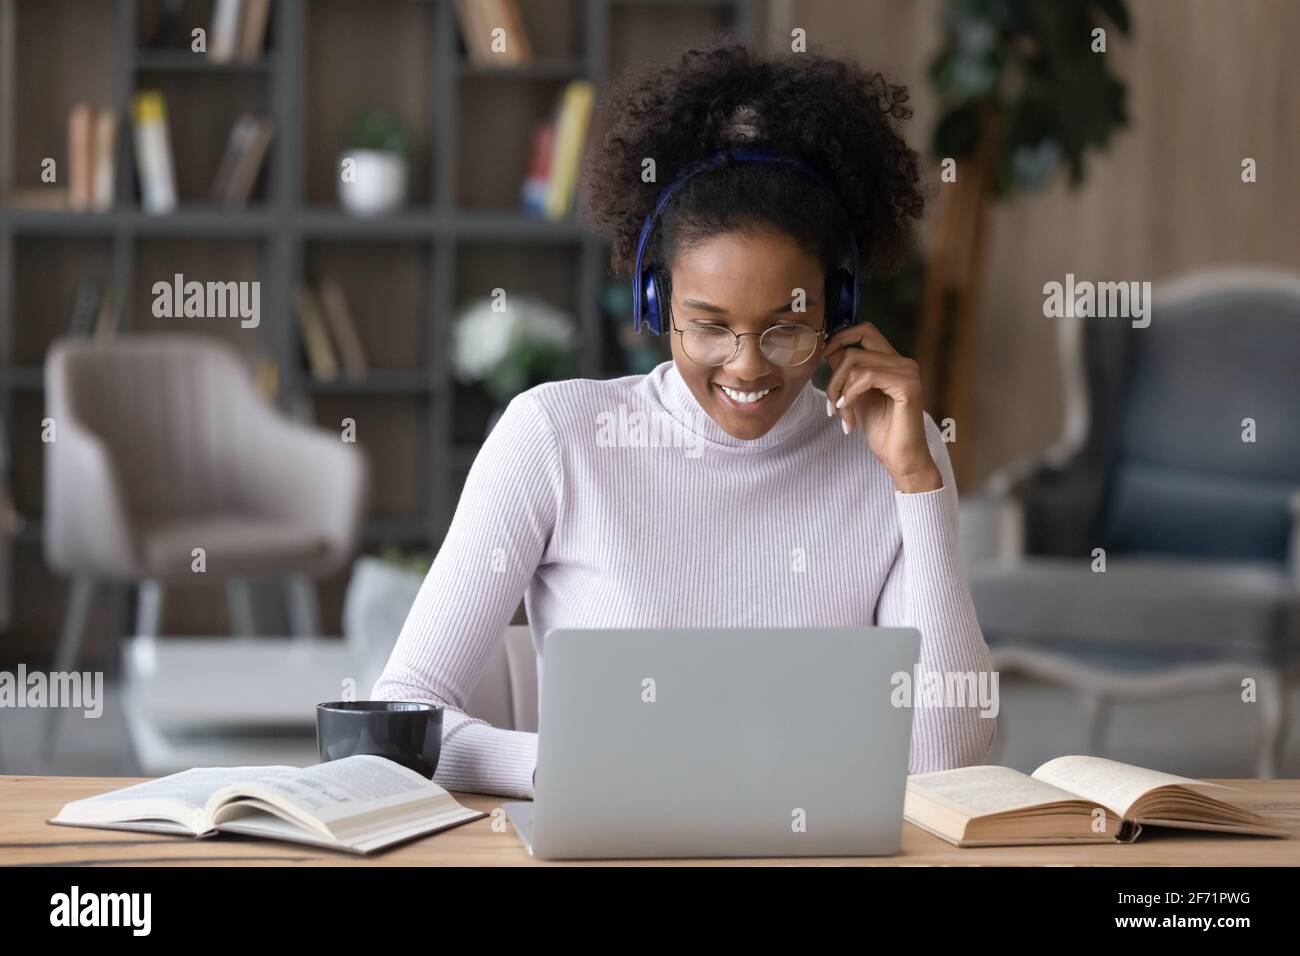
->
xmin=969 ymin=268 xmax=1300 ymax=776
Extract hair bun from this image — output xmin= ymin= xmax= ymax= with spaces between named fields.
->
xmin=723 ymin=104 xmax=762 ymax=144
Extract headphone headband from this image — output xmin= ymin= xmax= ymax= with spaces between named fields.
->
xmin=631 ymin=146 xmax=860 ymax=335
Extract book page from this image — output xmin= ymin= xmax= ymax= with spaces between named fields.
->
xmin=208 ymin=755 xmax=449 ymax=826
xmin=1031 ymin=756 xmax=1235 ymax=817
xmin=908 ymin=765 xmax=1091 ymax=817
xmin=51 ymin=766 xmax=290 ymax=830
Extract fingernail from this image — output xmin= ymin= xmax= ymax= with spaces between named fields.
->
xmin=835 ymin=396 xmax=845 ymax=409
xmin=841 ymin=418 xmax=850 ymax=435
xmin=826 ymin=399 xmax=833 ymax=417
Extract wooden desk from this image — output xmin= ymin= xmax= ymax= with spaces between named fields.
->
xmin=3 ymin=775 xmax=1298 ymax=866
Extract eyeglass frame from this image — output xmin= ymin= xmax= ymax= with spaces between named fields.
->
xmin=668 ymin=311 xmax=829 ymax=368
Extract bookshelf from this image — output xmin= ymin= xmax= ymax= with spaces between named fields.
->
xmin=0 ymin=0 xmax=758 ymax=660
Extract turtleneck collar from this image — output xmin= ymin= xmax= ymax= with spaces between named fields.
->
xmin=651 ymin=360 xmax=820 ymax=453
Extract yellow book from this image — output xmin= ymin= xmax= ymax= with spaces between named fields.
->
xmin=130 ymin=91 xmax=177 ymax=213
xmin=543 ymin=80 xmax=593 ymax=221
xmin=295 ymin=285 xmax=339 ymax=382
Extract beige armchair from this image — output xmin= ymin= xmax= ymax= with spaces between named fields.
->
xmin=465 ymin=624 xmax=540 ymax=733
xmin=43 ymin=334 xmax=368 ymax=678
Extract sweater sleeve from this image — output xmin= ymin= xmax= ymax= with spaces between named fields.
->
xmin=874 ymin=413 xmax=998 ymax=772
xmin=370 ymin=390 xmax=561 ymax=799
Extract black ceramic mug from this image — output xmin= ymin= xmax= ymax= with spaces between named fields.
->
xmin=316 ymin=700 xmax=444 ymax=778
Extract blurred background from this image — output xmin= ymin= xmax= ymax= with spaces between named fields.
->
xmin=1 ymin=0 xmax=1297 ymax=783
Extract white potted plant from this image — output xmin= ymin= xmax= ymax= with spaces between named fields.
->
xmin=451 ymin=294 xmax=577 ymax=432
xmin=338 ymin=109 xmax=410 ymax=216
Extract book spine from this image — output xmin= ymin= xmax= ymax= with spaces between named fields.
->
xmin=481 ymin=0 xmax=519 ymax=65
xmin=520 ymin=121 xmax=555 ymax=217
xmin=94 ymin=284 xmax=121 ymax=340
xmin=453 ymin=0 xmax=490 ymax=64
xmin=295 ymin=285 xmax=339 ymax=382
xmin=544 ymin=81 xmax=593 ymax=221
xmin=131 ymin=91 xmax=177 ymax=214
xmin=210 ymin=0 xmax=242 ymax=63
xmin=68 ymin=102 xmax=93 ymax=211
xmin=238 ymin=0 xmax=271 ymax=63
xmin=91 ymin=109 xmax=117 ymax=212
xmin=225 ymin=118 xmax=273 ymax=206
xmin=68 ymin=281 xmax=101 ymax=337
xmin=317 ymin=278 xmax=370 ymax=381
xmin=497 ymin=0 xmax=533 ymax=63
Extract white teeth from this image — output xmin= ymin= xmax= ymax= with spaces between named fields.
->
xmin=720 ymin=385 xmax=772 ymax=404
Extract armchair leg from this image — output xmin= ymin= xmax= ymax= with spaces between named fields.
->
xmin=226 ymin=578 xmax=257 ymax=636
xmin=1082 ymin=691 xmax=1111 ymax=758
xmin=44 ymin=575 xmax=97 ymax=762
xmin=285 ymin=574 xmax=320 ymax=639
xmin=52 ymin=576 xmax=96 ymax=674
xmin=135 ymin=579 xmax=165 ymax=637
xmin=1256 ymin=670 xmax=1286 ymax=779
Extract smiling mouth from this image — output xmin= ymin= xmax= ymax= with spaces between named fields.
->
xmin=715 ymin=383 xmax=778 ymax=409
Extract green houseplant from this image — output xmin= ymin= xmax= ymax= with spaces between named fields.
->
xmin=917 ymin=0 xmax=1131 ymax=481
xmin=338 ymin=108 xmax=412 ymax=216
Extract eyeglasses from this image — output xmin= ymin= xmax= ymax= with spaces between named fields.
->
xmin=670 ymin=315 xmax=827 ymax=368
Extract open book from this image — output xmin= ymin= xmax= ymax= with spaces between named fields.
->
xmin=48 ymin=755 xmax=486 ymax=855
xmin=905 ymin=756 xmax=1290 ymax=847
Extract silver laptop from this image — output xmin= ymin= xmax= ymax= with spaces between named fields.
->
xmin=503 ymin=626 xmax=919 ymax=860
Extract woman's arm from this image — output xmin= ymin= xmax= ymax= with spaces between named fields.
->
xmin=875 ymin=413 xmax=999 ymax=773
xmin=370 ymin=391 xmax=563 ymax=799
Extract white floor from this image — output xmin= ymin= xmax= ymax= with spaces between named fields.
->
xmin=2 ymin=675 xmax=1296 ymax=779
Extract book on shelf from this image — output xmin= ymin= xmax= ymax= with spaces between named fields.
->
xmin=212 ymin=114 xmax=273 ymax=206
xmin=212 ymin=115 xmax=254 ymax=201
xmin=67 ymin=280 xmax=102 ymax=337
xmin=295 ymin=283 xmax=340 ymax=382
xmin=542 ymin=80 xmax=594 ymax=221
xmin=237 ymin=0 xmax=272 ymax=62
xmin=65 ymin=281 xmax=122 ymax=339
xmin=93 ymin=284 xmax=122 ymax=340
xmin=904 ymin=755 xmax=1290 ymax=847
xmin=67 ymin=103 xmax=93 ymax=211
xmin=452 ymin=0 xmax=490 ymax=63
xmin=67 ymin=104 xmax=116 ymax=212
xmin=48 ymin=754 xmax=486 ymax=855
xmin=209 ymin=0 xmax=243 ymax=63
xmin=317 ymin=276 xmax=370 ymax=381
xmin=130 ymin=91 xmax=178 ymax=214
xmin=454 ymin=0 xmax=533 ymax=65
xmin=494 ymin=0 xmax=534 ymax=64
xmin=520 ymin=120 xmax=556 ymax=217
xmin=91 ymin=109 xmax=117 ymax=212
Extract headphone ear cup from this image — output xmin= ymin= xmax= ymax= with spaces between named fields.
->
xmin=824 ymin=268 xmax=854 ymax=333
xmin=638 ymin=267 xmax=659 ymax=335
xmin=651 ymin=268 xmax=672 ymax=336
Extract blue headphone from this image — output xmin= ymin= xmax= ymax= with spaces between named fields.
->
xmin=631 ymin=145 xmax=860 ymax=337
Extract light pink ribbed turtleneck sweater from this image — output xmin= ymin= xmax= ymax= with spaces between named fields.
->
xmin=372 ymin=360 xmax=997 ymax=798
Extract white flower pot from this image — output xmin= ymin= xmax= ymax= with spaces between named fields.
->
xmin=338 ymin=149 xmax=408 ymax=216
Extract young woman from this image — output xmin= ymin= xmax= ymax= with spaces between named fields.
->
xmin=373 ymin=41 xmax=997 ymax=798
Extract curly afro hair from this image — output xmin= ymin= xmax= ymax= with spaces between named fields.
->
xmin=581 ymin=37 xmax=925 ymax=284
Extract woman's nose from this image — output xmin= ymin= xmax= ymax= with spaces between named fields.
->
xmin=725 ymin=333 xmax=772 ymax=378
